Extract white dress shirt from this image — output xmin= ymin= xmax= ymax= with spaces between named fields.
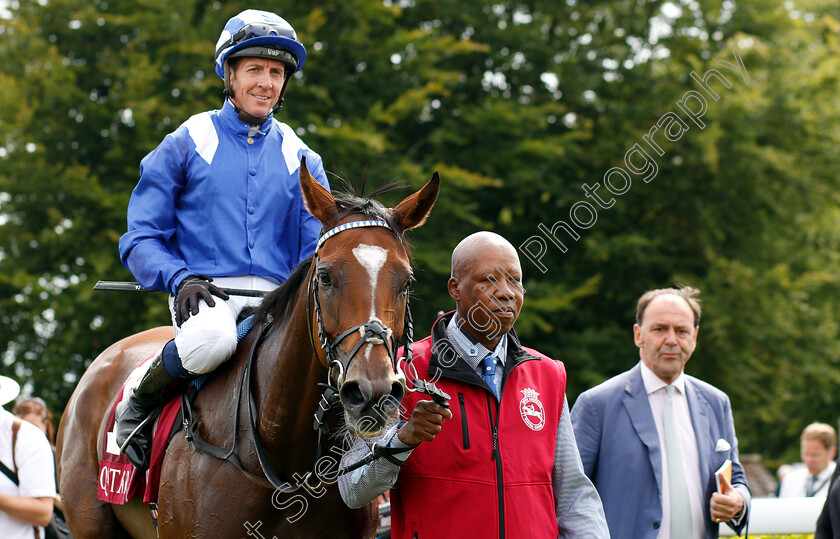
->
xmin=779 ymin=461 xmax=836 ymax=498
xmin=640 ymin=362 xmax=705 ymax=539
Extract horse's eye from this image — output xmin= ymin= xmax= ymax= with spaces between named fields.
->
xmin=400 ymin=276 xmax=415 ymax=295
xmin=318 ymin=271 xmax=333 ymax=287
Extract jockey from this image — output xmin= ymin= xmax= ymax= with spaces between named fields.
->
xmin=115 ymin=9 xmax=330 ymax=470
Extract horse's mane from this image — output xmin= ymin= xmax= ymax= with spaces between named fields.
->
xmin=332 ymin=181 xmax=403 ymax=228
xmin=253 ymin=182 xmax=410 ymax=325
xmin=332 ymin=180 xmax=415 ymax=260
xmin=253 ymin=254 xmax=314 ymax=325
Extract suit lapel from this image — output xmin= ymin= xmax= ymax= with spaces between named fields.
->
xmin=622 ymin=365 xmax=663 ymax=493
xmin=685 ymin=377 xmax=712 ymax=492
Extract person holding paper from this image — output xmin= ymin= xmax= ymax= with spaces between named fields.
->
xmin=571 ymin=286 xmax=751 ymax=539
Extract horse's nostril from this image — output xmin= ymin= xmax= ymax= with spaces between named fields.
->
xmin=389 ymin=381 xmax=405 ymax=404
xmin=340 ymin=381 xmax=367 ymax=410
xmin=371 ymin=382 xmax=404 ymax=417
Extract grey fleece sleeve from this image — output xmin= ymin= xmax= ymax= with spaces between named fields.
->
xmin=338 ymin=422 xmax=413 ymax=509
xmin=554 ymin=397 xmax=611 ymax=538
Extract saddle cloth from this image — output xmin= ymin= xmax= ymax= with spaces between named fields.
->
xmin=96 ymin=315 xmax=256 ymax=504
xmin=97 ymin=355 xmax=183 ymax=505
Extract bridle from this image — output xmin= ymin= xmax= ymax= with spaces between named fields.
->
xmin=306 ymin=219 xmax=414 ymax=394
xmin=182 ymin=217 xmax=419 ymax=493
xmin=304 ymin=218 xmax=425 ymax=479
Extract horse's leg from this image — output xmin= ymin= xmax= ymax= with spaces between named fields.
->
xmin=112 ymin=500 xmax=160 ymax=539
xmin=57 ymin=327 xmax=173 ymax=539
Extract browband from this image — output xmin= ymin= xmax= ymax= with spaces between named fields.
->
xmin=315 ymin=220 xmax=392 ymax=253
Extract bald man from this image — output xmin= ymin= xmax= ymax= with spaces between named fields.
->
xmin=339 ymin=232 xmax=609 ymax=538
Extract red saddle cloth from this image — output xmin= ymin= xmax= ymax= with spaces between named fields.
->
xmin=97 ymin=357 xmax=183 ymax=505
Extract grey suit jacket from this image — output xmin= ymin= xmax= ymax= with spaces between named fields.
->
xmin=571 ymin=364 xmax=750 ymax=539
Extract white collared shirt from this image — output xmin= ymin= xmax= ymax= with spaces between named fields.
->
xmin=640 ymin=361 xmax=705 ymax=539
xmin=778 ymin=461 xmax=836 ymax=498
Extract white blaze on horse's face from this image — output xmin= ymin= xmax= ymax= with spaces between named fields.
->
xmin=353 ymin=244 xmax=389 ymax=360
xmin=352 ymin=244 xmax=388 ymax=317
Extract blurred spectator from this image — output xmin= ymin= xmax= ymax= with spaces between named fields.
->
xmin=774 ymin=463 xmax=797 ymax=497
xmin=12 ymin=398 xmax=54 ymax=447
xmin=13 ymin=396 xmax=72 ymax=538
xmin=779 ymin=422 xmax=837 ymax=498
xmin=0 ymin=376 xmax=56 ymax=539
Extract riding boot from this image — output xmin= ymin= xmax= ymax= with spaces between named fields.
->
xmin=114 ymin=348 xmax=180 ymax=470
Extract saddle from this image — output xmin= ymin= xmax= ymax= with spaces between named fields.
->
xmin=97 ymin=374 xmax=184 ymax=505
xmin=97 ymin=315 xmax=257 ymax=505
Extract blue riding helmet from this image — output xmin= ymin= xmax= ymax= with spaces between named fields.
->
xmin=214 ymin=10 xmax=306 ymax=78
xmin=213 ymin=10 xmax=307 ymax=116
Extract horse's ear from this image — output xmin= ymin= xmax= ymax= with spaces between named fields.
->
xmin=300 ymin=156 xmax=339 ymax=226
xmin=392 ymin=171 xmax=440 ymax=231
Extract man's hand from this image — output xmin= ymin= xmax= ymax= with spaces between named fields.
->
xmin=710 ymin=472 xmax=745 ymax=524
xmin=397 ymin=400 xmax=452 ymax=446
xmin=175 ymin=275 xmax=230 ymax=326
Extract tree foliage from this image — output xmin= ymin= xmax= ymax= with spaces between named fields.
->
xmin=1 ymin=0 xmax=839 ymax=466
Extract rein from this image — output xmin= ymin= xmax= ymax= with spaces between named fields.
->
xmin=183 ymin=218 xmax=417 ymax=492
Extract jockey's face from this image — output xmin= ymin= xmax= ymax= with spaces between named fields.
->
xmin=229 ymin=57 xmax=286 ymax=119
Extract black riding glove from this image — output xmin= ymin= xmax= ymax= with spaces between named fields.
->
xmin=175 ymin=275 xmax=230 ymax=327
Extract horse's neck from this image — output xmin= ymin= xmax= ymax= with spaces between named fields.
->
xmin=252 ymin=286 xmax=327 ymax=472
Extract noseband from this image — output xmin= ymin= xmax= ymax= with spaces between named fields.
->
xmin=308 ymin=219 xmax=414 ymax=392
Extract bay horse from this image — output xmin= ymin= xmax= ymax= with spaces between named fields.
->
xmin=56 ymin=159 xmax=439 ymax=538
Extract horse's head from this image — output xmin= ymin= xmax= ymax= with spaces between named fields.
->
xmin=300 ymin=158 xmax=439 ymax=436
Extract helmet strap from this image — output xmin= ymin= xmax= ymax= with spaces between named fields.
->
xmin=227 ymin=97 xmax=271 ymax=127
xmin=274 ymin=76 xmax=292 ymax=113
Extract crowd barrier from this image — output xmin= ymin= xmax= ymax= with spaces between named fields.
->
xmin=376 ymin=496 xmax=823 ymax=536
xmin=719 ymin=496 xmax=824 ymax=536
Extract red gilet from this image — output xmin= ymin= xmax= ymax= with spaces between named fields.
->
xmin=391 ymin=315 xmax=567 ymax=539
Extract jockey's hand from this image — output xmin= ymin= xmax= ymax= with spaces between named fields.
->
xmin=175 ymin=275 xmax=230 ymax=327
xmin=397 ymin=400 xmax=452 ymax=446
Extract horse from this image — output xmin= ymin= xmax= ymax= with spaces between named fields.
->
xmin=55 ymin=159 xmax=440 ymax=538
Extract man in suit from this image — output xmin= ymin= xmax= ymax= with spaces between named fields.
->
xmin=816 ymin=456 xmax=840 ymax=537
xmin=779 ymin=422 xmax=836 ymax=499
xmin=571 ymin=286 xmax=750 ymax=539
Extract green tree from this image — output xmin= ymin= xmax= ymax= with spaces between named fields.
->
xmin=2 ymin=0 xmax=839 ymax=468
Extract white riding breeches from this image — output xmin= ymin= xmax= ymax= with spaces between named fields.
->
xmin=167 ymin=275 xmax=279 ymax=375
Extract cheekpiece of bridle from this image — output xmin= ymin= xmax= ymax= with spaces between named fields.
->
xmin=309 ymin=219 xmax=414 ymax=394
